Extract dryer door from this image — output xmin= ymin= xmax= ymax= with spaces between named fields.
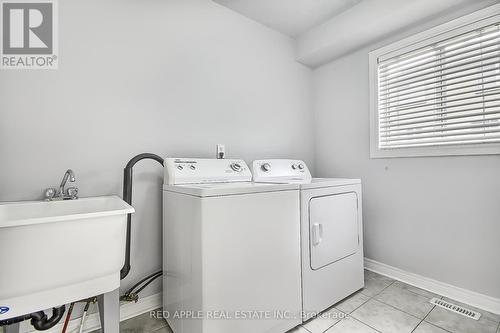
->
xmin=309 ymin=192 xmax=359 ymax=270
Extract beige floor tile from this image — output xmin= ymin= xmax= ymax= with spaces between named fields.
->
xmin=287 ymin=326 xmax=311 ymax=333
xmin=150 ymin=326 xmax=173 ymax=333
xmin=425 ymin=305 xmax=498 ymax=333
xmin=392 ymin=281 xmax=440 ymax=299
xmin=302 ymin=308 xmax=346 ymax=333
xmin=325 ymin=317 xmax=378 ymax=332
xmin=335 ymin=292 xmax=371 ymax=314
xmin=350 ymin=299 xmax=420 ymax=333
xmin=375 ymin=283 xmax=434 ymax=319
xmin=360 ymin=275 xmax=393 ymax=297
xmin=364 ymin=270 xmax=394 ymax=284
xmin=413 ymin=321 xmax=450 ymax=333
xmin=119 ymin=310 xmax=168 ymax=333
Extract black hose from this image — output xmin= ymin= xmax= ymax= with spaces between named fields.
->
xmin=125 ymin=271 xmax=162 ymax=295
xmin=120 ymin=153 xmax=164 ymax=280
xmin=121 ymin=271 xmax=163 ymax=302
xmin=134 ymin=272 xmax=162 ymax=295
xmin=30 ymin=306 xmax=66 ymax=331
xmin=0 ymin=306 xmax=66 ymax=331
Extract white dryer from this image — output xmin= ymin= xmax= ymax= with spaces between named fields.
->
xmin=163 ymin=158 xmax=302 ymax=333
xmin=252 ymin=159 xmax=364 ymax=317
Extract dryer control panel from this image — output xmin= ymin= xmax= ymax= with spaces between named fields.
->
xmin=164 ymin=158 xmax=252 ymax=185
xmin=252 ymin=159 xmax=312 ymax=183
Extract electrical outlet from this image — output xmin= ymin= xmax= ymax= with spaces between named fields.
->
xmin=216 ymin=144 xmax=225 ymax=159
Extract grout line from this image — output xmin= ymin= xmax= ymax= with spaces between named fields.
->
xmin=363 ymin=277 xmax=454 ymax=328
xmin=359 ymin=275 xmax=447 ymax=328
xmin=148 ymin=325 xmax=170 ymax=333
xmin=319 ymin=308 xmax=347 ymax=332
xmin=373 ymin=293 xmax=432 ymax=320
xmin=345 ymin=295 xmax=372 ymax=314
xmin=348 ymin=316 xmax=383 ymax=333
xmin=363 ymin=298 xmax=422 ymax=321
xmin=392 ymin=281 xmax=441 ymax=300
xmin=359 ymin=278 xmax=396 ymax=298
xmin=348 ymin=277 xmax=397 ymax=330
xmin=411 ymin=296 xmax=451 ymax=333
xmin=410 ymin=302 xmax=436 ymax=333
xmin=325 ymin=308 xmax=349 ymax=332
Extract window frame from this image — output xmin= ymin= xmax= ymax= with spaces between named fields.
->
xmin=369 ymin=4 xmax=500 ymax=158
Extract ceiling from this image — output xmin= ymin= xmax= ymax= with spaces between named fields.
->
xmin=212 ymin=0 xmax=364 ymax=37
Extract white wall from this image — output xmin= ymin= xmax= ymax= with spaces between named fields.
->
xmin=0 ymin=0 xmax=314 ymax=298
xmin=312 ymin=11 xmax=500 ymax=298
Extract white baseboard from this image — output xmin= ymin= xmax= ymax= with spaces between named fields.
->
xmin=20 ymin=293 xmax=162 ymax=333
xmin=364 ymin=258 xmax=500 ymax=315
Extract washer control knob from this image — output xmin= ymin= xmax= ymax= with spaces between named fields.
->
xmin=177 ymin=165 xmax=183 ymax=170
xmin=261 ymin=163 xmax=271 ymax=172
xmin=190 ymin=165 xmax=196 ymax=170
xmin=230 ymin=163 xmax=242 ymax=172
xmin=298 ymin=164 xmax=304 ymax=170
xmin=292 ymin=164 xmax=298 ymax=170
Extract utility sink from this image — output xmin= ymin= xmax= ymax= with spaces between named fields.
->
xmin=0 ymin=196 xmax=134 ymax=320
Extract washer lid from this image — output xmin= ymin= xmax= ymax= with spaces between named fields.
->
xmin=163 ymin=182 xmax=298 ymax=197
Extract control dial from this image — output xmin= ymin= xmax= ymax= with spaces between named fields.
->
xmin=261 ymin=163 xmax=271 ymax=172
xmin=298 ymin=164 xmax=304 ymax=170
xmin=230 ymin=163 xmax=242 ymax=172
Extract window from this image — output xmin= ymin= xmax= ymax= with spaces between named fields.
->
xmin=369 ymin=6 xmax=500 ymax=158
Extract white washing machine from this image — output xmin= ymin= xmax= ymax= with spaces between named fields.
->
xmin=163 ymin=158 xmax=302 ymax=333
xmin=252 ymin=159 xmax=364 ymax=317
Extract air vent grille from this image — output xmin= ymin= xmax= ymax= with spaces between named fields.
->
xmin=430 ymin=298 xmax=481 ymax=320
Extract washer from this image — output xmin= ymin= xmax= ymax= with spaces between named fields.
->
xmin=252 ymin=159 xmax=364 ymax=317
xmin=163 ymin=158 xmax=302 ymax=333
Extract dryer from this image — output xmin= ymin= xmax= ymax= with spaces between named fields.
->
xmin=252 ymin=159 xmax=364 ymax=317
xmin=163 ymin=158 xmax=302 ymax=333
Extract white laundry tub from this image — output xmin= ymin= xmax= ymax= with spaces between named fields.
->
xmin=0 ymin=196 xmax=134 ymax=319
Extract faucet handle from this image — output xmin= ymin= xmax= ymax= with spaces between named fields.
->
xmin=44 ymin=188 xmax=57 ymax=200
xmin=66 ymin=187 xmax=79 ymax=199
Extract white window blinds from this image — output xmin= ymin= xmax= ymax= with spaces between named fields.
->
xmin=377 ymin=22 xmax=500 ymax=150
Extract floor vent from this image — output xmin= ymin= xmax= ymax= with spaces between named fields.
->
xmin=430 ymin=298 xmax=481 ymax=320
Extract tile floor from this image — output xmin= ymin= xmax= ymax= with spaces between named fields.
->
xmin=292 ymin=270 xmax=500 ymax=333
xmin=2 ymin=270 xmax=499 ymax=333
xmin=114 ymin=270 xmax=500 ymax=333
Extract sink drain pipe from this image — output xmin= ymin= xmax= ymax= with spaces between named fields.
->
xmin=0 ymin=306 xmax=66 ymax=331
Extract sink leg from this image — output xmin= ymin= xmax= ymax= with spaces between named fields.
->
xmin=98 ymin=288 xmax=120 ymax=333
xmin=4 ymin=322 xmax=20 ymax=333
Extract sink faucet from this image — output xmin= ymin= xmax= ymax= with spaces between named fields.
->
xmin=44 ymin=169 xmax=79 ymax=201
